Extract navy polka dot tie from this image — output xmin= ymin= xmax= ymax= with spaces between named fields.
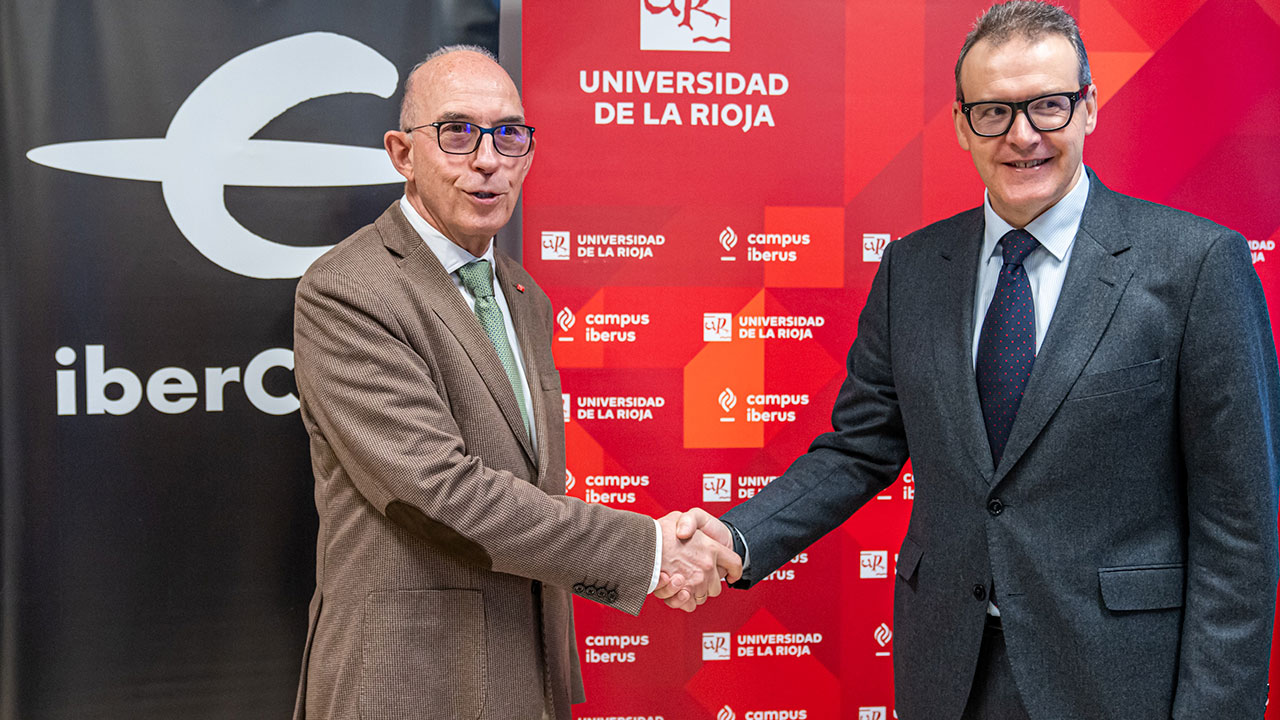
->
xmin=976 ymin=229 xmax=1039 ymax=465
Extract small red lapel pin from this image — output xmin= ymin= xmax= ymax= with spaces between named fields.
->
xmin=516 ymin=283 xmax=526 ymax=293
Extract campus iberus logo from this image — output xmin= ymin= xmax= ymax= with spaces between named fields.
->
xmin=640 ymin=0 xmax=730 ymax=52
xmin=26 ymin=32 xmax=402 ymax=279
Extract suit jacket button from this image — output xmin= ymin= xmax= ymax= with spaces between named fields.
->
xmin=973 ymin=584 xmax=987 ymax=601
xmin=573 ymin=583 xmax=586 ymax=593
xmin=607 ymin=590 xmax=618 ymax=603
xmin=987 ymin=499 xmax=1004 ymax=516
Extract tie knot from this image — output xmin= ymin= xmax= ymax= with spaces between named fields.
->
xmin=999 ymin=229 xmax=1039 ymax=266
xmin=457 ymin=260 xmax=495 ymax=299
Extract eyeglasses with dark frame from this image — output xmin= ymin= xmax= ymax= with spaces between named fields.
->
xmin=960 ymin=85 xmax=1091 ymax=138
xmin=404 ymin=121 xmax=536 ymax=157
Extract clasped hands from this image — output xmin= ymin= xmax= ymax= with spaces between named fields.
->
xmin=653 ymin=508 xmax=740 ymax=612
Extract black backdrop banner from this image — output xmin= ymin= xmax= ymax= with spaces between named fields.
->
xmin=0 ymin=2 xmax=498 ymax=717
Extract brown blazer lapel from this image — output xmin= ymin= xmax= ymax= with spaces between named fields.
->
xmin=494 ymin=253 xmax=545 ymax=474
xmin=377 ymin=206 xmax=537 ymax=467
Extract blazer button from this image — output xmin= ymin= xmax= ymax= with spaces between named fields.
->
xmin=973 ymin=584 xmax=987 ymax=601
xmin=573 ymin=583 xmax=585 ymax=593
xmin=607 ymin=590 xmax=618 ymax=603
xmin=987 ymin=498 xmax=1004 ymax=516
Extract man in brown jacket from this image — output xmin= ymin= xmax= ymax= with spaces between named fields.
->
xmin=292 ymin=46 xmax=739 ymax=720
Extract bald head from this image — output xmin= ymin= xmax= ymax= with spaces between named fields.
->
xmin=384 ymin=44 xmax=533 ymax=256
xmin=399 ymin=45 xmax=515 ymax=132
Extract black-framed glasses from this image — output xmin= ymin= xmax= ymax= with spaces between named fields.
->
xmin=960 ymin=85 xmax=1090 ymax=137
xmin=405 ymin=121 xmax=536 ymax=157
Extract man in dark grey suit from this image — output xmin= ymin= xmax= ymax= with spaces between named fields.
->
xmin=663 ymin=2 xmax=1280 ymax=717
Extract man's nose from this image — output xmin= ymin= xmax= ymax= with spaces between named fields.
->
xmin=1005 ymin=109 xmax=1040 ymax=147
xmin=471 ymin=133 xmax=501 ymax=170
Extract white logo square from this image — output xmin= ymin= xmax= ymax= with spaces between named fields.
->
xmin=859 ymin=550 xmax=888 ymax=579
xmin=702 ymin=631 xmax=731 ymax=660
xmin=640 ymin=0 xmax=730 ymax=52
xmin=562 ymin=393 xmax=571 ymax=423
xmin=863 ymin=233 xmax=890 ymax=262
xmin=858 ymin=708 xmax=887 ymax=720
xmin=541 ymin=231 xmax=571 ymax=260
xmin=703 ymin=312 xmax=732 ymax=342
xmin=702 ymin=473 xmax=732 ymax=502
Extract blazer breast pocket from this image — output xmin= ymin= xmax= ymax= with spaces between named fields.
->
xmin=1097 ymin=563 xmax=1185 ymax=612
xmin=897 ymin=534 xmax=923 ymax=585
xmin=540 ymin=369 xmax=562 ymax=392
xmin=1067 ymin=357 xmax=1163 ymax=401
xmin=360 ymin=588 xmax=487 ymax=720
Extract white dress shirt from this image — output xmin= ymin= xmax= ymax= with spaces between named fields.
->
xmin=399 ymin=197 xmax=663 ymax=593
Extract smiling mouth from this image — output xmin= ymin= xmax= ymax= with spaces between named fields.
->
xmin=1007 ymin=158 xmax=1050 ymax=169
xmin=470 ymin=191 xmax=497 ymax=199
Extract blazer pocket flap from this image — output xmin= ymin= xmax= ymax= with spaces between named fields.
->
xmin=897 ymin=535 xmax=923 ymax=581
xmin=540 ymin=369 xmax=562 ymax=391
xmin=1070 ymin=358 xmax=1162 ymax=400
xmin=1098 ymin=564 xmax=1185 ymax=611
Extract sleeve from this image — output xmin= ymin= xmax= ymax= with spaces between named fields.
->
xmin=723 ymin=239 xmax=910 ymax=586
xmin=1172 ymin=230 xmax=1280 ymax=718
xmin=294 ymin=266 xmax=658 ymax=615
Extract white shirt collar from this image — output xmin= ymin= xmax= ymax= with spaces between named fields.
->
xmin=398 ymin=196 xmax=496 ymax=272
xmin=981 ymin=168 xmax=1090 ymax=262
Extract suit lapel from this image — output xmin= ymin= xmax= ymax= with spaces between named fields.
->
xmin=930 ymin=209 xmax=997 ymax=483
xmin=993 ymin=176 xmax=1134 ymax=483
xmin=494 ymin=254 xmax=545 ymax=476
xmin=379 ymin=206 xmax=537 ymax=468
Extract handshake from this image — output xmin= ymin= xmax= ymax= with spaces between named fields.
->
xmin=653 ymin=508 xmax=742 ymax=612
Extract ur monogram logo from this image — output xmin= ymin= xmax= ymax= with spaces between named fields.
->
xmin=640 ymin=0 xmax=731 ymax=52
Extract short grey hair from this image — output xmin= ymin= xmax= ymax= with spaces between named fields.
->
xmin=399 ymin=44 xmax=501 ymax=131
xmin=954 ymin=1 xmax=1091 ymax=101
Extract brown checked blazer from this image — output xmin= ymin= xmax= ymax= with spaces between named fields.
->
xmin=291 ymin=203 xmax=656 ymax=720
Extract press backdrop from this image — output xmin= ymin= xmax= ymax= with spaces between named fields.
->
xmin=1 ymin=2 xmax=497 ymax=718
xmin=1 ymin=1 xmax=1277 ymax=719
xmin=520 ymin=1 xmax=1280 ymax=719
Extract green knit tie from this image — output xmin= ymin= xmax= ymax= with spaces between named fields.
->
xmin=456 ymin=260 xmax=531 ymax=437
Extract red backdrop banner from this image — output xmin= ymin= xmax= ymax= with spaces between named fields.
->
xmin=523 ymin=1 xmax=1280 ymax=717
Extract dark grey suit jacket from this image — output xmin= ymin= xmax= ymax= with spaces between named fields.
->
xmin=723 ymin=170 xmax=1280 ymax=719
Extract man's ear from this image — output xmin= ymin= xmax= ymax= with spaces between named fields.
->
xmin=384 ymin=130 xmax=414 ymax=181
xmin=1082 ymin=84 xmax=1099 ymax=136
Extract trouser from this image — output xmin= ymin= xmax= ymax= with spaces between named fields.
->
xmin=961 ymin=615 xmax=1031 ymax=720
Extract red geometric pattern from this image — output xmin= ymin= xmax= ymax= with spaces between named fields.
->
xmin=521 ymin=1 xmax=1280 ymax=716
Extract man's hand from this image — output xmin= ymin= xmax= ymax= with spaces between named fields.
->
xmin=652 ymin=508 xmax=741 ymax=612
xmin=674 ymin=507 xmax=733 ymax=546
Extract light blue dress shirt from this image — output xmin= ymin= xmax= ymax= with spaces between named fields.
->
xmin=972 ymin=171 xmax=1091 ymax=365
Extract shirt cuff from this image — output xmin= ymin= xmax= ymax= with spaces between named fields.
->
xmin=647 ymin=517 xmax=662 ymax=594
